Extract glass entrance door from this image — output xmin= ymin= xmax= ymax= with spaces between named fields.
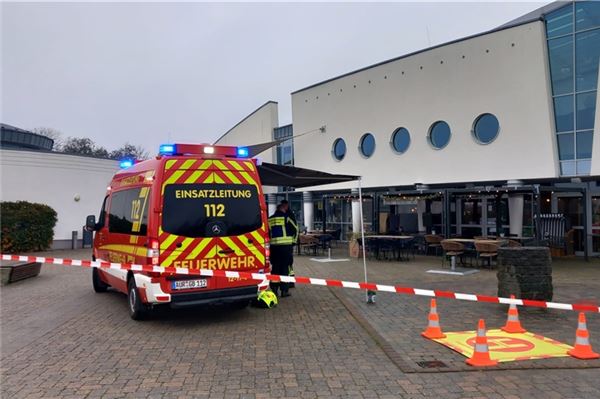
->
xmin=555 ymin=194 xmax=585 ymax=254
xmin=592 ymin=196 xmax=600 ymax=256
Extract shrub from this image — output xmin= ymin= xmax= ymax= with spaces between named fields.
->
xmin=1 ymin=201 xmax=58 ymax=253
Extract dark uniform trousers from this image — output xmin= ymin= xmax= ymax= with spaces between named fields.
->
xmin=269 ymin=244 xmax=293 ymax=295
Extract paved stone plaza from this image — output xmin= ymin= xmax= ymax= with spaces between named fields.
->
xmin=1 ymin=248 xmax=600 ymax=398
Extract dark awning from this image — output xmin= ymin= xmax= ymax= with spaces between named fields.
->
xmin=245 ymin=140 xmax=285 ymax=158
xmin=257 ymin=162 xmax=359 ymax=188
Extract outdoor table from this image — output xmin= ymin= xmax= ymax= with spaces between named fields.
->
xmin=364 ymin=235 xmax=415 ymax=261
xmin=303 ymin=233 xmax=333 ymax=252
xmin=365 ymin=235 xmax=414 ymax=240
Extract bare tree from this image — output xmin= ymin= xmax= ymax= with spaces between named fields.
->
xmin=61 ymin=137 xmax=110 ymax=158
xmin=110 ymin=143 xmax=149 ymax=160
xmin=32 ymin=127 xmax=64 ymax=150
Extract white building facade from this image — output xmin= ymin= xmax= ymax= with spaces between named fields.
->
xmin=1 ymin=142 xmax=118 ymax=249
xmin=218 ymin=1 xmax=600 ymax=257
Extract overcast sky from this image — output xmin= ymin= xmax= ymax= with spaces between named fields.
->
xmin=2 ymin=1 xmax=548 ymax=155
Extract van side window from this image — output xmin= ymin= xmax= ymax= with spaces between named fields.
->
xmin=108 ymin=187 xmax=150 ymax=236
xmin=97 ymin=196 xmax=109 ymax=229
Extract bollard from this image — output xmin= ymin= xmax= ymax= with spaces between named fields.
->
xmin=71 ymin=231 xmax=78 ymax=250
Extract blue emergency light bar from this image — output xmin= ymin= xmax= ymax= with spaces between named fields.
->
xmin=159 ymin=144 xmax=176 ymax=155
xmin=119 ymin=159 xmax=134 ymax=169
xmin=237 ymin=147 xmax=249 ymax=157
xmin=157 ymin=143 xmax=248 ymax=158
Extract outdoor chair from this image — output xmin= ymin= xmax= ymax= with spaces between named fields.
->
xmin=411 ymin=235 xmax=426 ymax=255
xmin=424 ymin=234 xmax=443 ymax=256
xmin=298 ymin=235 xmax=319 ymax=256
xmin=377 ymin=239 xmax=396 ymax=260
xmin=474 ymin=241 xmax=499 ymax=268
xmin=329 ymin=228 xmax=342 ymax=247
xmin=399 ymin=237 xmax=416 ymax=261
xmin=363 ymin=237 xmax=379 ymax=259
xmin=506 ymin=239 xmax=522 ymax=248
xmin=441 ymin=240 xmax=466 ymax=267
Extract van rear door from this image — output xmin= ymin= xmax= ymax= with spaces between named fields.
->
xmin=158 ymin=158 xmax=267 ymax=287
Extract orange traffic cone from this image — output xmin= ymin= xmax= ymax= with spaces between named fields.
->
xmin=421 ymin=299 xmax=446 ymax=339
xmin=567 ymin=312 xmax=599 ymax=360
xmin=501 ymin=295 xmax=526 ymax=333
xmin=466 ymin=319 xmax=498 ymax=367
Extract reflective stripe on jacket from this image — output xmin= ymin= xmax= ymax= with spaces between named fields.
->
xmin=268 ymin=211 xmax=298 ymax=246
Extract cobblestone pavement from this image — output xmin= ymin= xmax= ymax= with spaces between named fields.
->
xmin=1 ymin=249 xmax=599 ymax=398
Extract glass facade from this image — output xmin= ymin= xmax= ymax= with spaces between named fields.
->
xmin=546 ymin=1 xmax=600 ymax=176
xmin=274 ymin=124 xmax=294 ymax=166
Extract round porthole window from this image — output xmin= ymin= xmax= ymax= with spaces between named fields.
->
xmin=390 ymin=127 xmax=410 ymax=154
xmin=332 ymin=138 xmax=346 ymax=161
xmin=473 ymin=113 xmax=500 ymax=144
xmin=359 ymin=133 xmax=376 ymax=158
xmin=428 ymin=121 xmax=451 ymax=149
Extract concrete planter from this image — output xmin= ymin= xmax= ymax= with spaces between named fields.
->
xmin=497 ymin=247 xmax=553 ymax=301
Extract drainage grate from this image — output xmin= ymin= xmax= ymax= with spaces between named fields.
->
xmin=416 ymin=360 xmax=448 ymax=368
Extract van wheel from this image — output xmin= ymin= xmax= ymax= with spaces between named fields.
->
xmin=92 ymin=268 xmax=109 ymax=293
xmin=128 ymin=278 xmax=147 ymax=320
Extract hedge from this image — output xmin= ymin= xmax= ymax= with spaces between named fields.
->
xmin=1 ymin=201 xmax=58 ymax=253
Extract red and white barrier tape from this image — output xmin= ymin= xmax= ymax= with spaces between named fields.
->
xmin=2 ymin=253 xmax=599 ymax=313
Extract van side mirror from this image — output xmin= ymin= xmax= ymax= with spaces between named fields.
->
xmin=86 ymin=215 xmax=97 ymax=231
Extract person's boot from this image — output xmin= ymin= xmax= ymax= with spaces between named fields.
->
xmin=280 ymin=282 xmax=291 ymax=297
xmin=270 ymin=282 xmax=280 ymax=297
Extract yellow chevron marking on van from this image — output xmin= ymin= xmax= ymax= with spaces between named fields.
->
xmin=213 ymin=173 xmax=225 ymax=184
xmin=160 ymin=234 xmax=178 ymax=250
xmin=213 ymin=160 xmax=228 ymax=171
xmin=246 ymin=243 xmax=265 ymax=264
xmin=165 ymin=160 xmax=178 ymax=169
xmin=223 ymin=171 xmax=241 ymax=184
xmin=184 ymin=170 xmax=204 ymax=184
xmin=251 ymin=231 xmax=265 ymax=245
xmin=239 ymin=171 xmax=257 ymax=187
xmin=163 ymin=170 xmax=185 ymax=187
xmin=220 ymin=237 xmax=242 ymax=256
xmin=161 ymin=237 xmax=195 ymax=267
xmin=185 ymin=238 xmax=212 ymax=260
xmin=200 ymin=160 xmax=213 ymax=169
xmin=229 ymin=161 xmax=245 ymax=171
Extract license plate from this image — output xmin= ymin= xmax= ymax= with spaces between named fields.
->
xmin=171 ymin=279 xmax=207 ymax=290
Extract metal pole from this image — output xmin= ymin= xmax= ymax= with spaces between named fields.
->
xmin=358 ymin=178 xmax=370 ymax=303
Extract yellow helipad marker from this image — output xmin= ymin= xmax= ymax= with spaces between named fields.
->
xmin=432 ymin=329 xmax=573 ymax=362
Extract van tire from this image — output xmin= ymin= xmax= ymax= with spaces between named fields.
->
xmin=92 ymin=268 xmax=109 ymax=293
xmin=128 ymin=278 xmax=147 ymax=320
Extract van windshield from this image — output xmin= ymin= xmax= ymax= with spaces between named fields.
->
xmin=162 ymin=183 xmax=262 ymax=238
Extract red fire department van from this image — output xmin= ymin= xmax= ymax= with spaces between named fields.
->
xmin=85 ymin=143 xmax=270 ymax=319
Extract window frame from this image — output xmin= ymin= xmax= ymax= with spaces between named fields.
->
xmin=331 ymin=138 xmax=347 ymax=161
xmin=358 ymin=133 xmax=376 ymax=158
xmin=428 ymin=121 xmax=452 ymax=150
xmin=390 ymin=127 xmax=411 ymax=154
xmin=471 ymin=113 xmax=500 ymax=145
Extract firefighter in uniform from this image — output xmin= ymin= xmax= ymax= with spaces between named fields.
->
xmin=280 ymin=200 xmax=297 ymax=288
xmin=268 ymin=202 xmax=298 ymax=297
